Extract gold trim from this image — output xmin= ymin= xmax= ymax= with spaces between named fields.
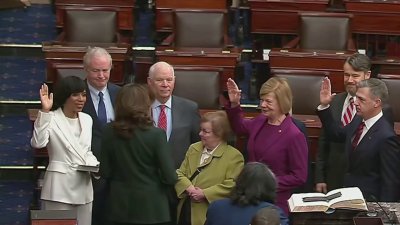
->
xmin=0 ymin=100 xmax=40 ymax=104
xmin=0 ymin=44 xmax=42 ymax=48
xmin=0 ymin=166 xmax=46 ymax=169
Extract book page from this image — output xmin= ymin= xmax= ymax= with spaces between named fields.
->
xmin=327 ymin=187 xmax=365 ymax=206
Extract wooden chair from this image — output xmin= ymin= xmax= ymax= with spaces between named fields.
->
xmin=56 ymin=7 xmax=130 ymax=44
xmin=174 ymin=67 xmax=223 ymax=110
xmin=377 ymin=73 xmax=400 ymax=122
xmin=284 ymin=12 xmax=356 ymax=51
xmin=161 ymin=9 xmax=232 ymax=48
xmin=271 ymin=69 xmax=328 ymax=115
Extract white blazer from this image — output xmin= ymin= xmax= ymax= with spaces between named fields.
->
xmin=31 ymin=108 xmax=97 ymax=204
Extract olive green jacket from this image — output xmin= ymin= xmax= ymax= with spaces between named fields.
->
xmin=176 ymin=142 xmax=244 ymax=225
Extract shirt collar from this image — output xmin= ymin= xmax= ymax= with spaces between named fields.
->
xmin=87 ymin=81 xmax=107 ymax=97
xmin=151 ymin=97 xmax=172 ymax=109
xmin=363 ymin=111 xmax=383 ymax=130
xmin=202 ymin=143 xmax=220 ymax=155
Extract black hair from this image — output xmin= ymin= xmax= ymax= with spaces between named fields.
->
xmin=53 ymin=76 xmax=86 ymax=110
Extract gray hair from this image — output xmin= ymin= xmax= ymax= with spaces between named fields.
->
xmin=357 ymin=78 xmax=388 ymax=103
xmin=345 ymin=53 xmax=371 ymax=72
xmin=83 ymin=47 xmax=112 ymax=69
xmin=148 ymin=61 xmax=174 ymax=78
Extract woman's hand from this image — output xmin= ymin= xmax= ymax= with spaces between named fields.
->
xmin=227 ymin=78 xmax=241 ymax=108
xmin=190 ymin=187 xmax=206 ymax=202
xmin=40 ymin=83 xmax=53 ymax=112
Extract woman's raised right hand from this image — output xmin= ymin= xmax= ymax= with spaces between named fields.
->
xmin=227 ymin=78 xmax=241 ymax=107
xmin=39 ymin=83 xmax=53 ymax=112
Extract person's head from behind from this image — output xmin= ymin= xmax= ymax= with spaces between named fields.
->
xmin=113 ymin=83 xmax=154 ymax=138
xmin=250 ymin=207 xmax=280 ymax=225
xmin=53 ymin=76 xmax=86 ymax=116
xmin=259 ymin=77 xmax=292 ymax=119
xmin=344 ymin=53 xmax=371 ymax=96
xmin=230 ymin=162 xmax=277 ymax=206
xmin=84 ymin=47 xmax=113 ymax=90
xmin=199 ymin=111 xmax=231 ymax=150
xmin=147 ymin=61 xmax=175 ymax=104
xmin=354 ymin=78 xmax=388 ymax=120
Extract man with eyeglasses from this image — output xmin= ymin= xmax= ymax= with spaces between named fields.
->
xmin=315 ymin=53 xmax=393 ymax=194
xmin=147 ymin=61 xmax=200 ymax=225
xmin=82 ymin=46 xmax=120 ymax=225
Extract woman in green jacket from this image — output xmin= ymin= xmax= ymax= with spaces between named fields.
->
xmin=176 ymin=111 xmax=244 ymax=225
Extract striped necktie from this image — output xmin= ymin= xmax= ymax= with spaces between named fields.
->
xmin=342 ymin=97 xmax=355 ymax=126
xmin=158 ymin=104 xmax=167 ymax=131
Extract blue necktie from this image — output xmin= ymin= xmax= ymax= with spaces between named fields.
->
xmin=98 ymin=92 xmax=107 ymax=125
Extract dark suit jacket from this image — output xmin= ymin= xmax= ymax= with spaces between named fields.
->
xmin=315 ymin=93 xmax=394 ymax=191
xmin=317 ymin=108 xmax=400 ymax=201
xmin=169 ymin=95 xmax=201 ymax=168
xmin=82 ymin=82 xmax=120 ymax=158
xmin=100 ymin=125 xmax=177 ymax=223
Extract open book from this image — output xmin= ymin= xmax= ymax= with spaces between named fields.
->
xmin=288 ymin=187 xmax=368 ymax=213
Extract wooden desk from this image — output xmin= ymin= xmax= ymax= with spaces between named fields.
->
xmin=42 ymin=42 xmax=132 ymax=86
xmin=292 ymin=202 xmax=400 ymax=225
xmin=345 ymin=0 xmax=400 ymax=36
xmin=155 ymin=0 xmax=228 ymax=34
xmin=268 ymin=48 xmax=356 ymax=93
xmin=372 ymin=57 xmax=400 ymax=75
xmin=55 ymin=0 xmax=135 ymax=31
xmin=155 ymin=47 xmax=241 ymax=91
xmin=248 ymin=0 xmax=329 ymax=35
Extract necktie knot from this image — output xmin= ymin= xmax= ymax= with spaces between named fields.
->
xmin=99 ymin=92 xmax=104 ymax=98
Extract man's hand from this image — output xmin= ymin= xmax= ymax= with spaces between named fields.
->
xmin=315 ymin=183 xmax=328 ymax=194
xmin=320 ymin=77 xmax=336 ymax=107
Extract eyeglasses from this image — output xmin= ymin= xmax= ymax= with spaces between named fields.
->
xmin=88 ymin=68 xmax=111 ymax=74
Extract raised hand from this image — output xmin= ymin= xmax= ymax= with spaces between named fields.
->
xmin=39 ymin=83 xmax=53 ymax=112
xmin=320 ymin=77 xmax=335 ymax=106
xmin=227 ymin=78 xmax=241 ymax=107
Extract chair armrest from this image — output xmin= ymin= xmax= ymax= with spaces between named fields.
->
xmin=224 ymin=34 xmax=234 ymax=49
xmin=283 ymin=36 xmax=300 ymax=48
xmin=160 ymin=34 xmax=175 ymax=46
xmin=115 ymin=33 xmax=131 ymax=44
xmin=347 ymin=37 xmax=356 ymax=52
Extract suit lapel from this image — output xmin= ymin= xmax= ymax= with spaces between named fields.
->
xmin=170 ymin=96 xmax=179 ymax=139
xmin=53 ymin=108 xmax=86 ymax=162
xmin=331 ymin=93 xmax=347 ymax=123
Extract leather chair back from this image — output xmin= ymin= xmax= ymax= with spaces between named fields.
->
xmin=378 ymin=74 xmax=400 ymax=122
xmin=272 ymin=69 xmax=327 ymax=115
xmin=174 ymin=67 xmax=221 ymax=109
xmin=299 ymin=13 xmax=352 ymax=51
xmin=173 ymin=9 xmax=226 ymax=48
xmin=65 ymin=10 xmax=117 ymax=43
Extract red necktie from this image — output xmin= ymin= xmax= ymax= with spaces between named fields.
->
xmin=342 ymin=97 xmax=355 ymax=126
xmin=351 ymin=122 xmax=365 ymax=150
xmin=158 ymin=105 xmax=167 ymax=131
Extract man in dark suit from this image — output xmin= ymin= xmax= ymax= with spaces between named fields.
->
xmin=318 ymin=77 xmax=400 ymax=201
xmin=147 ymin=61 xmax=200 ymax=224
xmin=314 ymin=53 xmax=393 ymax=193
xmin=81 ymin=47 xmax=120 ymax=225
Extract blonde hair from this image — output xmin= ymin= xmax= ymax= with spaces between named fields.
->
xmin=259 ymin=77 xmax=292 ymax=114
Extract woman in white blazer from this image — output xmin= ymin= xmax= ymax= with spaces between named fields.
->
xmin=31 ymin=76 xmax=99 ymax=225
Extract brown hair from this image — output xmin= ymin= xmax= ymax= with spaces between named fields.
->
xmin=112 ymin=83 xmax=154 ymax=138
xmin=259 ymin=77 xmax=292 ymax=114
xmin=200 ymin=111 xmax=231 ymax=142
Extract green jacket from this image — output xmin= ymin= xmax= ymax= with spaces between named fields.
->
xmin=176 ymin=142 xmax=244 ymax=225
xmin=100 ymin=126 xmax=177 ymax=224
